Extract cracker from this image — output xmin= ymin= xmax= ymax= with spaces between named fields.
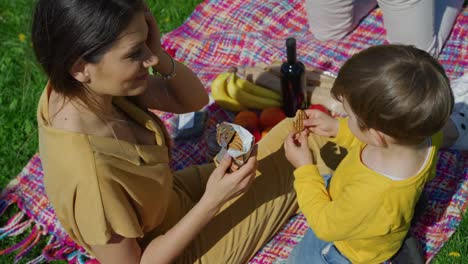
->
xmin=216 ymin=123 xmax=236 ymax=148
xmin=293 ymin=109 xmax=307 ymax=131
xmin=228 ymin=133 xmax=243 ymax=151
xmin=215 ymin=122 xmax=255 ymax=172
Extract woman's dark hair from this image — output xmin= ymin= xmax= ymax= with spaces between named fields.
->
xmin=331 ymin=44 xmax=454 ymax=145
xmin=32 ymin=0 xmax=144 ymax=99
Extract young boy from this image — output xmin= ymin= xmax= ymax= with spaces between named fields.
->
xmin=284 ymin=44 xmax=464 ymax=263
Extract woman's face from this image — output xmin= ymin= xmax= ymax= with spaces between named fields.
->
xmin=85 ymin=12 xmax=155 ymax=97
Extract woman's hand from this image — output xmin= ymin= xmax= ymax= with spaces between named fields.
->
xmin=140 ymin=148 xmax=257 ymax=264
xmin=303 ymin=109 xmax=339 ymax=137
xmin=284 ymin=131 xmax=314 ymax=169
xmin=203 ymin=146 xmax=258 ymax=209
xmin=144 ymin=6 xmax=163 ymax=55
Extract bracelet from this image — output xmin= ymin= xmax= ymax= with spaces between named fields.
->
xmin=151 ymin=49 xmax=177 ymax=80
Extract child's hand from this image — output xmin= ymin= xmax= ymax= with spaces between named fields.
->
xmin=303 ymin=109 xmax=339 ymax=137
xmin=284 ymin=131 xmax=314 ymax=169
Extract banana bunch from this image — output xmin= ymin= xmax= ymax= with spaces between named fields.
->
xmin=211 ymin=68 xmax=282 ymax=111
xmin=211 ymin=72 xmax=246 ymax=112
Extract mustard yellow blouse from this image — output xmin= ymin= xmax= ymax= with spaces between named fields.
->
xmin=37 ymin=86 xmax=178 ymax=255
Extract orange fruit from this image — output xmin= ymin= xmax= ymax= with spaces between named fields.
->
xmin=234 ymin=110 xmax=259 ymax=132
xmin=260 ymin=107 xmax=286 ymax=128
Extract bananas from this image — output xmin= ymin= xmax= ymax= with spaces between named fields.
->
xmin=236 ymin=76 xmax=281 ymax=101
xmin=211 ymin=69 xmax=282 ymax=111
xmin=211 ymin=72 xmax=247 ymax=112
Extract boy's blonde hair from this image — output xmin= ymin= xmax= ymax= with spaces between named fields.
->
xmin=331 ymin=44 xmax=454 ymax=145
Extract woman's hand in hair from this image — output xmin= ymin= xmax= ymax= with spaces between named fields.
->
xmin=144 ymin=6 xmax=162 ymax=55
xmin=137 ymin=3 xmax=208 ymax=114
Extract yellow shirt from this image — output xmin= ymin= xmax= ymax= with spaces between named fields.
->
xmin=37 ymin=86 xmax=182 ymax=255
xmin=293 ymin=118 xmax=441 ymax=264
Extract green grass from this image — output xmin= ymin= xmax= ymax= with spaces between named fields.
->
xmin=0 ymin=0 xmax=202 ymax=263
xmin=0 ymin=0 xmax=467 ymax=263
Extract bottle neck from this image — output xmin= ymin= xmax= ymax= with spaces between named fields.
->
xmin=286 ymin=37 xmax=297 ymax=64
xmin=287 ymin=49 xmax=296 ymax=64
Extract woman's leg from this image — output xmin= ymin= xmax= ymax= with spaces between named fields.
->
xmin=173 ymin=118 xmax=342 ymax=263
xmin=305 ymin=0 xmax=377 ymax=41
xmin=378 ymin=0 xmax=463 ymax=57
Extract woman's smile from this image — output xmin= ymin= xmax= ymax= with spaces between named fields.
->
xmin=135 ymin=71 xmax=149 ymax=81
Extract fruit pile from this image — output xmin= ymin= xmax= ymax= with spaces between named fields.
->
xmin=211 ymin=67 xmax=336 ymax=141
xmin=233 ymin=107 xmax=287 ymax=142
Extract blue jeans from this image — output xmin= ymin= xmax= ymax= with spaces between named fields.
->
xmin=287 ymin=228 xmax=351 ymax=264
xmin=287 ymin=174 xmax=351 ymax=264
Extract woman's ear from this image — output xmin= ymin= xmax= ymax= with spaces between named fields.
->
xmin=70 ymin=58 xmax=91 ymax=83
xmin=368 ymin=128 xmax=388 ymax=147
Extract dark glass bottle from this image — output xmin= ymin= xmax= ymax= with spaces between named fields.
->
xmin=281 ymin=37 xmax=305 ymax=117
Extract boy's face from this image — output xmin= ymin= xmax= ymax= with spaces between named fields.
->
xmin=343 ymin=100 xmax=372 ymax=144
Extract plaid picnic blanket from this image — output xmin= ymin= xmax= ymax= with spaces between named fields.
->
xmin=1 ymin=0 xmax=467 ymax=263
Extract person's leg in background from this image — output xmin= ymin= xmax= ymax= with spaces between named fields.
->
xmin=442 ymin=73 xmax=468 ymax=150
xmin=305 ymin=0 xmax=377 ymax=41
xmin=378 ymin=0 xmax=464 ymax=57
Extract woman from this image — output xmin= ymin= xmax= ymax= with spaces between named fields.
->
xmin=33 ymin=0 xmax=338 ymax=263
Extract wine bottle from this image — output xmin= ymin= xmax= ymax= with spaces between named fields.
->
xmin=281 ymin=37 xmax=305 ymax=117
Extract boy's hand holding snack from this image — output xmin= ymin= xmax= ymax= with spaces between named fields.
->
xmin=284 ymin=130 xmax=314 ymax=169
xmin=303 ymin=109 xmax=339 ymax=137
xmin=286 ymin=109 xmax=332 ymax=169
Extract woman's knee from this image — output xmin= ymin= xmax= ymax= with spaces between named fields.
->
xmin=305 ymin=0 xmax=355 ymax=41
xmin=305 ymin=0 xmax=376 ymax=41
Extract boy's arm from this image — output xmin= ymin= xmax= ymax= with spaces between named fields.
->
xmin=293 ymin=165 xmax=386 ymax=241
xmin=329 ymin=118 xmax=361 ymax=149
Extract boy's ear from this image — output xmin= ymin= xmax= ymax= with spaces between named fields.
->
xmin=368 ymin=128 xmax=388 ymax=147
xmin=70 ymin=58 xmax=91 ymax=83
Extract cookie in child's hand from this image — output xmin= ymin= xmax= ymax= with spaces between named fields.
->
xmin=293 ymin=109 xmax=307 ymax=132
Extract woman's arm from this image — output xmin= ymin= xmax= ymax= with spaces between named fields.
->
xmin=90 ymin=196 xmax=221 ymax=264
xmin=135 ymin=59 xmax=209 ymax=114
xmin=141 ymin=151 xmax=257 ymax=264
xmin=92 ymin=150 xmax=258 ymax=264
xmin=133 ymin=10 xmax=208 ymax=114
xmin=140 ymin=194 xmax=219 ymax=264
xmin=91 ymin=235 xmax=142 ymax=264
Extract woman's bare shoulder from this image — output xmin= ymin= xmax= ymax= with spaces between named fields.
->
xmin=48 ymin=91 xmax=112 ymax=137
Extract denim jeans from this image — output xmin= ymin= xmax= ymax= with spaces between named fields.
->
xmin=287 ymin=174 xmax=351 ymax=264
xmin=287 ymin=227 xmax=351 ymax=264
